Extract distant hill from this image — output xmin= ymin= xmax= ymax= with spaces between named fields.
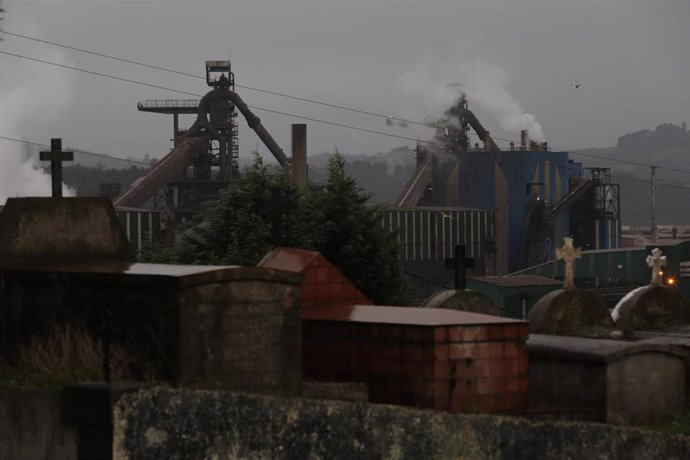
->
xmin=60 ymin=164 xmax=149 ymax=198
xmin=308 ymin=146 xmax=417 ymax=204
xmin=66 ymin=122 xmax=690 ymax=225
xmin=574 ymin=122 xmax=690 ymax=226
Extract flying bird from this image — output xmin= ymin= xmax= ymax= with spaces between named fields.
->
xmin=571 ymin=82 xmax=582 ymax=88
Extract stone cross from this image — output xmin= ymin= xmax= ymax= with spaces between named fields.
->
xmin=646 ymin=247 xmax=667 ymax=286
xmin=445 ymin=245 xmax=475 ymax=290
xmin=556 ymin=237 xmax=581 ymax=290
xmin=40 ymin=138 xmax=73 ymax=198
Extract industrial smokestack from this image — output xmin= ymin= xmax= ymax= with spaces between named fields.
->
xmin=520 ymin=129 xmax=529 ymax=151
xmin=291 ymin=124 xmax=308 ymax=188
xmin=542 ymin=141 xmax=548 ymax=151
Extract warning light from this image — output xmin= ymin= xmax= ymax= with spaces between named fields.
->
xmin=667 ymin=277 xmax=676 ymax=286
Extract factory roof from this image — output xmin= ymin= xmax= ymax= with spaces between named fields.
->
xmin=388 ymin=205 xmax=491 ymax=213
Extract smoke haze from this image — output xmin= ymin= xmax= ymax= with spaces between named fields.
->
xmin=0 ymin=14 xmax=75 ymax=204
xmin=398 ymin=58 xmax=546 ymax=144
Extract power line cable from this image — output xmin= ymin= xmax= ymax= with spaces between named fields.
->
xmin=7 ymin=132 xmax=688 ymax=193
xmin=0 ymin=49 xmax=450 ymax=149
xmin=1 ymin=38 xmax=687 ymax=177
xmin=0 ymin=50 xmax=201 ymax=97
xmin=1 ymin=31 xmax=684 ymax=173
xmin=401 ymin=268 xmax=518 ymax=316
xmin=0 ymin=30 xmax=426 ymax=126
xmin=0 ymin=135 xmax=155 ymax=167
xmin=608 ymin=173 xmax=690 ymax=192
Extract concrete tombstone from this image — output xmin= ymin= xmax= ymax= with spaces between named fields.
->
xmin=0 ymin=197 xmax=134 ymax=265
xmin=420 ymin=289 xmax=500 ymax=316
xmin=555 ymin=237 xmax=581 ymax=291
xmin=529 ymin=289 xmax=613 ymax=337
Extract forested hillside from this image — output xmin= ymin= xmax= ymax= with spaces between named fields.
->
xmin=60 ymin=164 xmax=149 ymax=197
xmin=574 ymin=122 xmax=690 ymax=225
xmin=62 ymin=122 xmax=690 ymax=226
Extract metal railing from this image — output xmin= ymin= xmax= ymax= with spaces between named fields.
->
xmin=137 ymin=99 xmax=200 ymax=110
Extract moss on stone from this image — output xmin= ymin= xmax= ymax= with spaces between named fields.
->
xmin=113 ymin=387 xmax=690 ymax=459
xmin=615 ymin=286 xmax=690 ymax=333
xmin=529 ymin=289 xmax=613 ymax=336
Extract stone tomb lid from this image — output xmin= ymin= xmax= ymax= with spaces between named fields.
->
xmin=0 ymin=197 xmax=135 ymax=263
xmin=635 ymin=325 xmax=690 ymax=347
xmin=527 ymin=333 xmax=688 ymax=363
xmin=302 ymin=304 xmax=525 ymax=326
xmin=0 ymin=260 xmax=301 ymax=289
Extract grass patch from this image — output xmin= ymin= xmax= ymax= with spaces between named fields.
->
xmin=651 ymin=413 xmax=690 ymax=436
xmin=0 ymin=323 xmax=156 ymax=388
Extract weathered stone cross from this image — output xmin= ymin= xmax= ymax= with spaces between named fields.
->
xmin=39 ymin=138 xmax=73 ymax=198
xmin=556 ymin=237 xmax=581 ymax=290
xmin=646 ymin=247 xmax=667 ymax=286
xmin=445 ymin=245 xmax=475 ymax=290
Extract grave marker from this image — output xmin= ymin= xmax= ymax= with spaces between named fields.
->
xmin=646 ymin=247 xmax=667 ymax=286
xmin=445 ymin=245 xmax=474 ymax=290
xmin=555 ymin=237 xmax=581 ymax=290
xmin=39 ymin=138 xmax=73 ymax=198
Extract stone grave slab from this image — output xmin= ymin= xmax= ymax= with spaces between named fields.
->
xmin=528 ymin=289 xmax=613 ymax=336
xmin=302 ymin=305 xmax=529 ymax=414
xmin=527 ymin=333 xmax=687 ymax=425
xmin=612 ymin=285 xmax=690 ymax=333
xmin=420 ymin=289 xmax=500 ymax=316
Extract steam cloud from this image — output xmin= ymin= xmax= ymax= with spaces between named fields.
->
xmin=398 ymin=58 xmax=546 ymax=143
xmin=0 ymin=18 xmax=76 ymax=204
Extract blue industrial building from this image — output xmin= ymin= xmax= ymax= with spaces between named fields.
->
xmin=396 ymin=96 xmax=621 ymax=274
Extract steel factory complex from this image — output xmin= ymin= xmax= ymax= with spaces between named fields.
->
xmin=111 ymin=61 xmax=690 ymax=306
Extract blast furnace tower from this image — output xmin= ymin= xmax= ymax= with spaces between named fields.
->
xmin=115 ymin=61 xmax=288 ymax=230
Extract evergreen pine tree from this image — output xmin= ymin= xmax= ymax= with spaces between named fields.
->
xmin=175 ymin=155 xmax=308 ymax=265
xmin=148 ymin=152 xmax=406 ymax=304
xmin=307 ymin=152 xmax=405 ymax=304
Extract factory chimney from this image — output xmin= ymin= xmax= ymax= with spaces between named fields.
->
xmin=542 ymin=142 xmax=548 ymax=151
xmin=520 ymin=129 xmax=529 ymax=151
xmin=291 ymin=124 xmax=308 ymax=188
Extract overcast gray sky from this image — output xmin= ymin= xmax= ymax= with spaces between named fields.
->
xmin=1 ymin=0 xmax=689 ymax=166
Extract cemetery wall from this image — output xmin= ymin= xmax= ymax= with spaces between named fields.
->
xmin=0 ymin=387 xmax=78 ymax=460
xmin=528 ymin=358 xmax=607 ymax=421
xmin=606 ymin=353 xmax=685 ymax=425
xmin=0 ymin=266 xmax=302 ymax=393
xmin=528 ymin=336 xmax=687 ymax=425
xmin=114 ymin=387 xmax=690 ymax=460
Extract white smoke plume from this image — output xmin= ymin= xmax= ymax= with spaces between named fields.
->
xmin=0 ymin=12 xmax=76 ymax=205
xmin=398 ymin=58 xmax=546 ymax=143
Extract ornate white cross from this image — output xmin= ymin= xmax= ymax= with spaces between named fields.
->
xmin=556 ymin=237 xmax=581 ymax=290
xmin=646 ymin=247 xmax=667 ymax=286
